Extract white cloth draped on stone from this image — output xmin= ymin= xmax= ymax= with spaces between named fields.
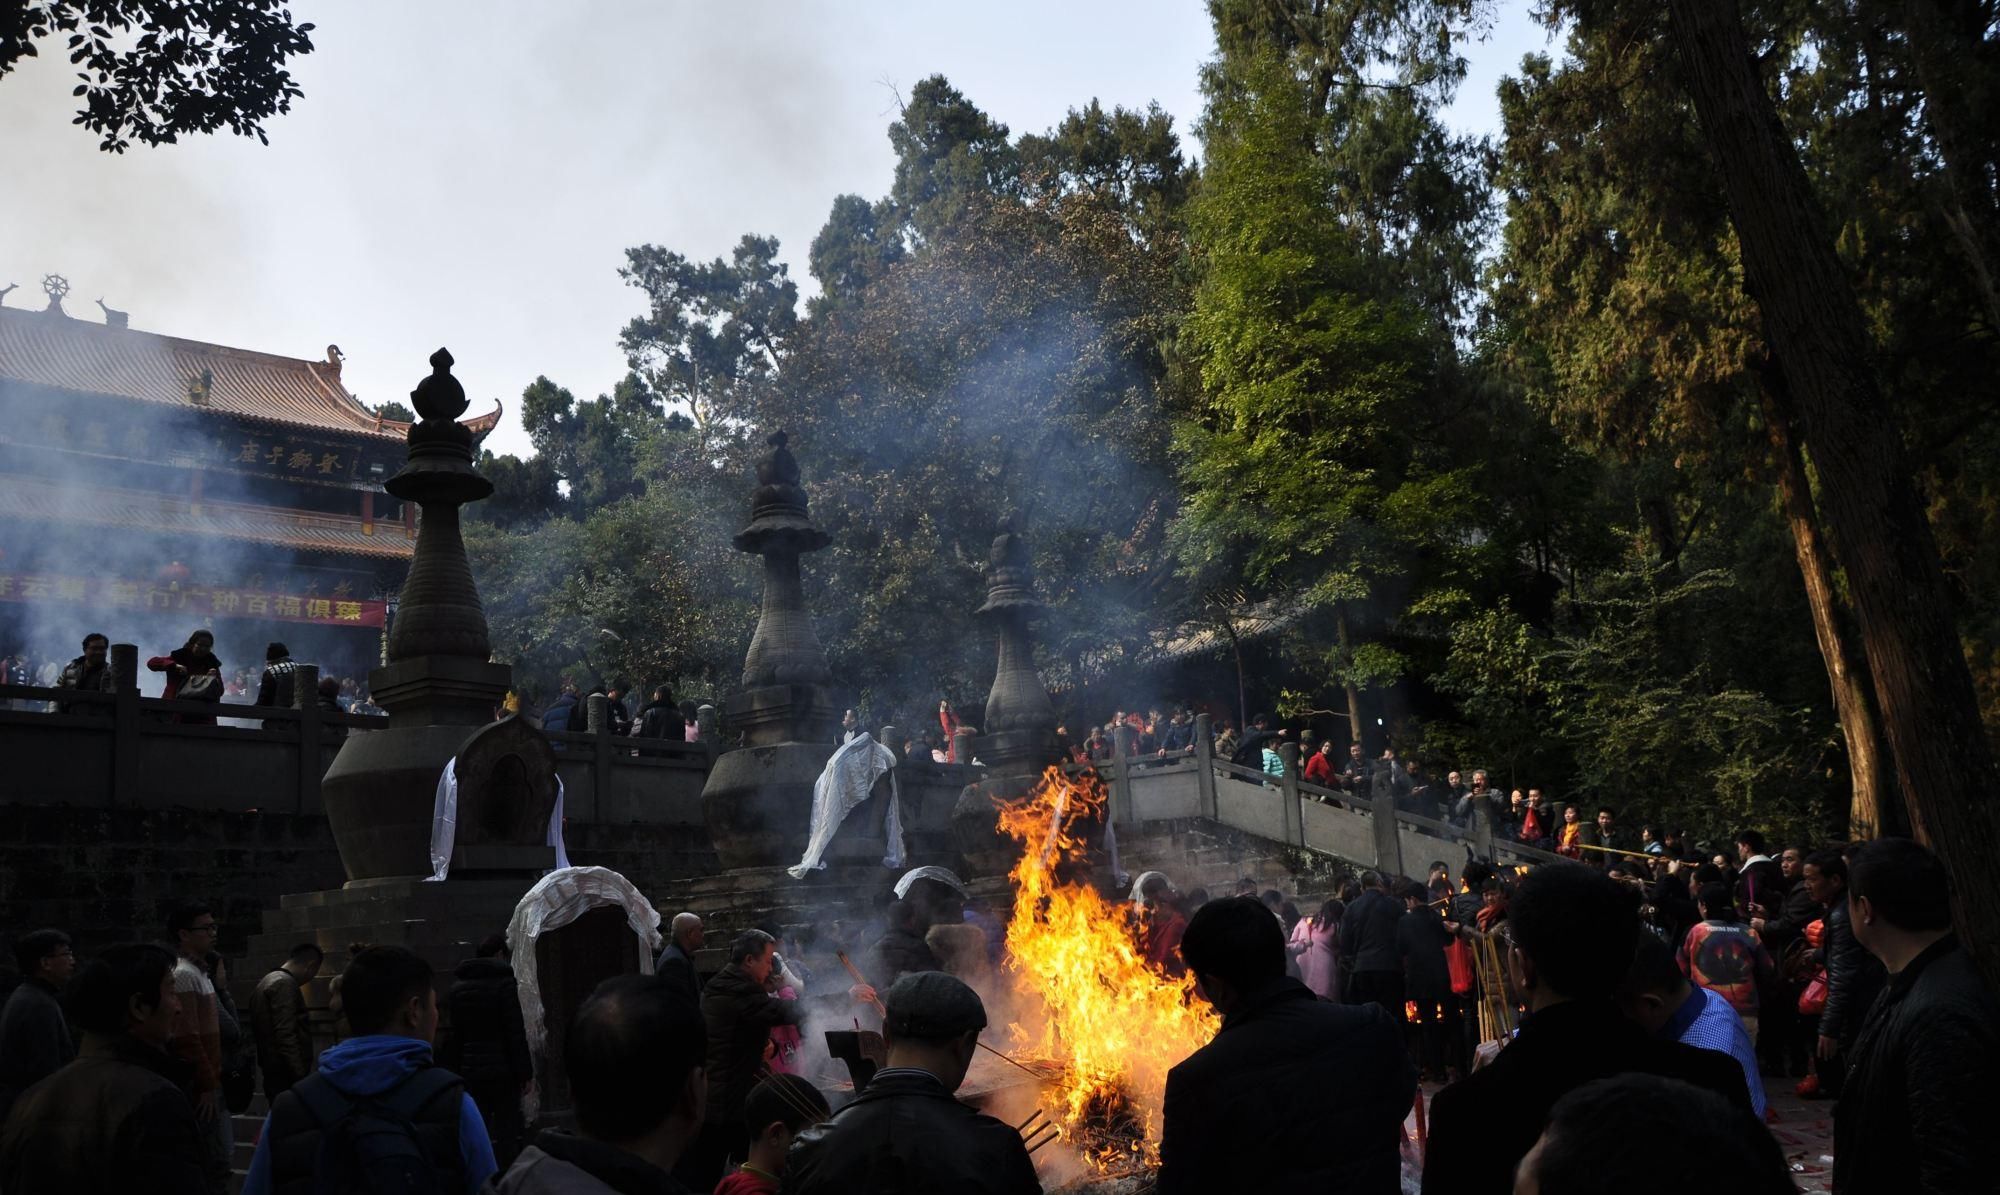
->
xmin=787 ymin=731 xmax=904 ymax=879
xmin=505 ymin=866 xmax=660 ymax=1121
xmin=427 ymin=758 xmax=570 ymax=881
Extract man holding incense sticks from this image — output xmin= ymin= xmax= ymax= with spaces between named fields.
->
xmin=786 ymin=972 xmax=1039 ymax=1195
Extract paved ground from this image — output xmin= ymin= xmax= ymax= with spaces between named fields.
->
xmin=1764 ymin=1086 xmax=1836 ymax=1194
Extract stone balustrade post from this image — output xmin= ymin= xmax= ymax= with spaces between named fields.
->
xmin=586 ymin=692 xmax=610 ymax=823
xmin=1110 ymin=723 xmax=1136 ymax=827
xmin=110 ymin=643 xmax=139 ymax=807
xmin=293 ymin=663 xmax=320 ymax=815
xmin=1192 ymin=713 xmax=1217 ymax=821
xmin=696 ymin=703 xmax=719 ymax=761
xmin=1280 ymin=742 xmax=1304 ymax=846
xmin=1372 ymin=785 xmax=1404 ymax=879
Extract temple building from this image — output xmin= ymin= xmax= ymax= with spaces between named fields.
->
xmin=0 ymin=275 xmax=499 ymax=693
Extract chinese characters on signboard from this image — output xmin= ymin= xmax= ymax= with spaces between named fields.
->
xmin=0 ymin=573 xmax=387 ymax=628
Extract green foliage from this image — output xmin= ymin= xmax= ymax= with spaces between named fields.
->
xmin=2 ymin=1 xmax=315 ymax=151
xmin=1435 ymin=563 xmax=1836 ymax=848
xmin=1174 ymin=48 xmax=1498 ymax=713
xmin=367 ymin=399 xmax=417 ymax=425
xmin=619 ymin=235 xmax=799 ymax=436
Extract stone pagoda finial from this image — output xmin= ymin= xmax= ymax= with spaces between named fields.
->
xmin=975 ymin=516 xmax=1057 ymax=741
xmin=735 ymin=431 xmax=832 ymax=688
xmin=953 ymin=516 xmax=1064 ymax=875
xmin=321 ymin=347 xmax=519 ymax=885
xmin=384 ymin=348 xmax=494 ymax=662
xmin=703 ymin=430 xmax=842 ymax=869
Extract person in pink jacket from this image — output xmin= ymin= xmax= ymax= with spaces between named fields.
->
xmin=1288 ymin=898 xmax=1343 ymax=1000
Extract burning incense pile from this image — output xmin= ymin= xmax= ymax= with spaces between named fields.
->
xmin=995 ymin=767 xmax=1218 ymax=1173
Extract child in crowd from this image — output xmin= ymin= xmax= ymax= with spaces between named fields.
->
xmin=714 ymin=1074 xmax=830 ymax=1194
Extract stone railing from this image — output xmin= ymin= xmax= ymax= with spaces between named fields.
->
xmin=0 ymin=643 xmax=380 ymax=814
xmin=1091 ymin=715 xmax=1566 ymax=882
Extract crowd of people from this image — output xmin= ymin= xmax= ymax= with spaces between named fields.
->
xmin=1 ymin=629 xmax=384 ymax=721
xmin=0 ymin=834 xmax=1989 ymax=1194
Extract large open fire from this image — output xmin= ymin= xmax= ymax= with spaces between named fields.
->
xmin=996 ymin=767 xmax=1218 ymax=1174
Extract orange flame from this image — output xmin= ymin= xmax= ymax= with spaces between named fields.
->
xmin=996 ymin=767 xmax=1218 ymax=1170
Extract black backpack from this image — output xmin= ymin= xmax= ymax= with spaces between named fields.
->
xmin=290 ymin=1068 xmax=463 ymax=1195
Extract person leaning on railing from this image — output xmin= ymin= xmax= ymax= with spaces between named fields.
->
xmin=55 ymin=632 xmax=115 ymax=716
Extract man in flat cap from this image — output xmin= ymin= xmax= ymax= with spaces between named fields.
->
xmin=783 ymin=972 xmax=1038 ymax=1195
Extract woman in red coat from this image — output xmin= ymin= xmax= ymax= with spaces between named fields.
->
xmin=1303 ymin=740 xmax=1337 ymax=787
xmin=147 ymin=629 xmax=222 ymax=725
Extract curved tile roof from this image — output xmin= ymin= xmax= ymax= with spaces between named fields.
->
xmin=0 ymin=305 xmax=500 ymax=441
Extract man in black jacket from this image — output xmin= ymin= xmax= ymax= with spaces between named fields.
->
xmin=1835 ymin=838 xmax=1998 ymax=1195
xmin=685 ymin=930 xmax=801 ymax=1189
xmin=442 ymin=934 xmax=534 ymax=1165
xmin=1397 ymin=882 xmax=1459 ymax=1080
xmin=254 ymin=642 xmax=300 ymax=731
xmin=0 ymin=943 xmax=205 ymax=1195
xmin=490 ymin=973 xmax=704 ymax=1194
xmin=1340 ymin=871 xmax=1404 ymax=1015
xmin=637 ymin=686 xmax=681 ymax=739
xmin=1422 ymin=864 xmax=1752 ymax=1195
xmin=0 ymin=928 xmax=77 ymax=1124
xmin=54 ymin=632 xmax=115 ymax=715
xmin=654 ymin=911 xmax=705 ymax=1006
xmin=1802 ymin=848 xmax=1884 ymax=1098
xmin=1230 ymin=713 xmax=1276 ymax=769
xmin=786 ymin=971 xmax=1038 ymax=1195
xmin=1157 ymin=896 xmax=1414 ymax=1194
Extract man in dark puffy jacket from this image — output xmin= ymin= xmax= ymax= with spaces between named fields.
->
xmin=441 ymin=934 xmax=533 ymax=1165
xmin=541 ymin=684 xmax=580 ymax=741
xmin=1340 ymin=871 xmax=1404 ymax=1016
xmin=787 ymin=972 xmax=1039 ymax=1195
xmin=54 ymin=632 xmax=115 ymax=715
xmin=637 ymin=686 xmax=680 ymax=739
xmin=254 ymin=642 xmax=300 ymax=729
xmin=0 ymin=943 xmax=205 ymax=1195
xmin=1802 ymin=848 xmax=1884 ymax=1098
xmin=1157 ymin=897 xmax=1414 ymax=1195
xmin=1835 ymin=838 xmax=1998 ymax=1195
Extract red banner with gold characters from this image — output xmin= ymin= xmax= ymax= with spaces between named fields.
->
xmin=0 ymin=572 xmax=386 ymax=628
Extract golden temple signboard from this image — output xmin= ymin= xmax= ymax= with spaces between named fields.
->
xmin=0 ymin=572 xmax=386 ymax=628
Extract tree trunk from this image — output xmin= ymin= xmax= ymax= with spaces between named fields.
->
xmin=1335 ymin=603 xmax=1364 ymax=748
xmin=1899 ymin=0 xmax=2000 ymax=331
xmin=1668 ymin=0 xmax=2000 ymax=989
xmin=1761 ymin=384 xmax=1902 ymax=838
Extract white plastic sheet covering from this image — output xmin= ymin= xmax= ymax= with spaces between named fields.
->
xmin=506 ymin=865 xmax=661 ymax=1119
xmin=786 ymin=732 xmax=904 ymax=879
xmin=428 ymin=759 xmax=571 ymax=882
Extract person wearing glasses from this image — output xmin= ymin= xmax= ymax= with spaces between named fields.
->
xmin=0 ymin=928 xmax=77 ymax=1124
xmin=167 ymin=904 xmax=231 ymax=1193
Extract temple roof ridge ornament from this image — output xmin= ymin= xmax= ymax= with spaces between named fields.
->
xmin=40 ymin=273 xmax=69 ymax=316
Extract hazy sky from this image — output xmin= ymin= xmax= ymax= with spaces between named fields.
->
xmin=0 ymin=2 xmax=1551 ymax=459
